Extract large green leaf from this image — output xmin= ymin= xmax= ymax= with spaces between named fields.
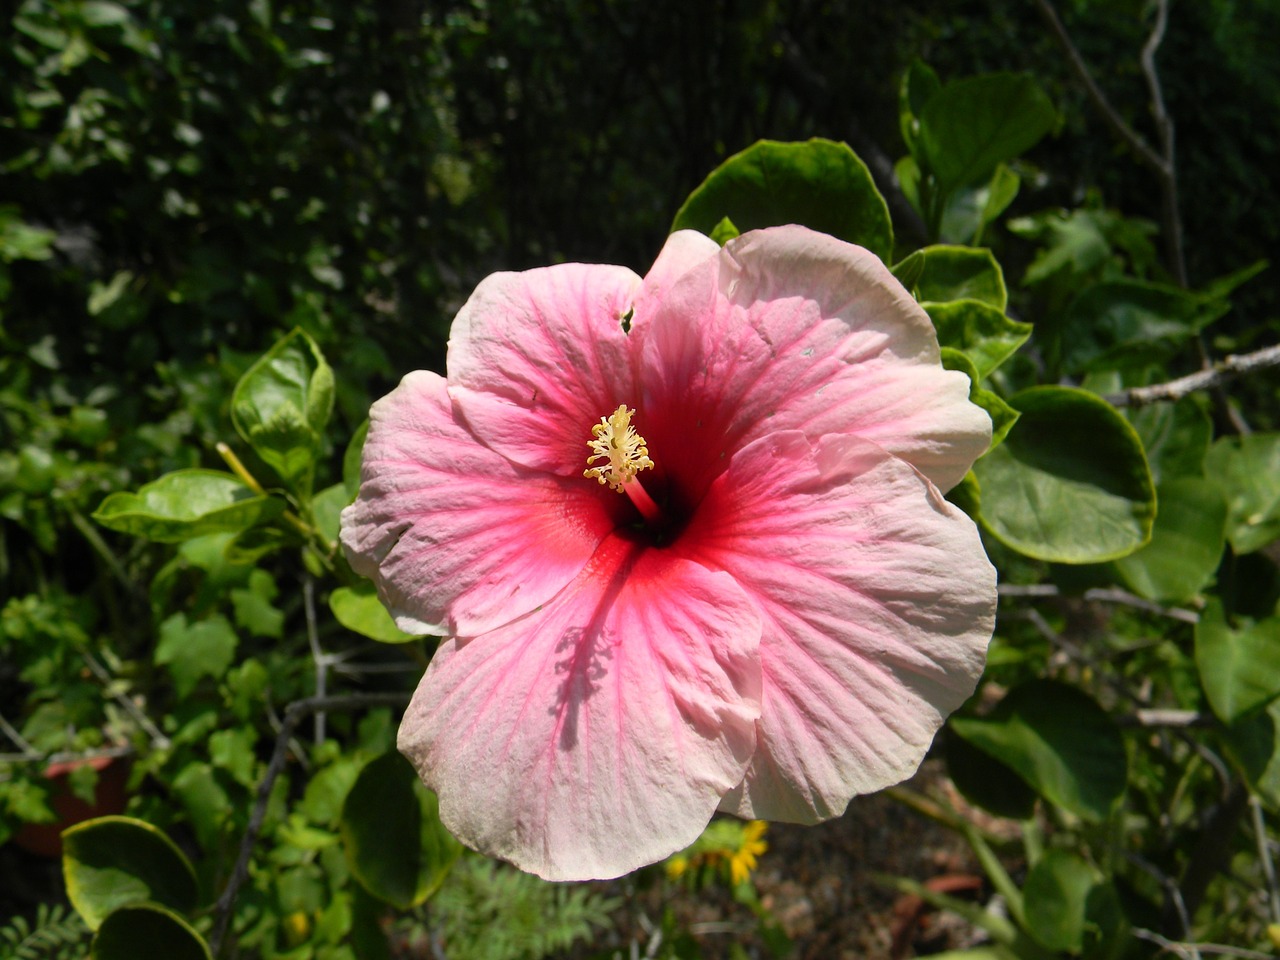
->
xmin=1023 ymin=850 xmax=1098 ymax=954
xmin=62 ymin=817 xmax=198 ymax=931
xmin=671 ymin=139 xmax=893 ymax=261
xmin=973 ymin=387 xmax=1155 ymax=562
xmin=1114 ymin=478 xmax=1227 ymax=602
xmin=91 ymin=903 xmax=211 ymax=960
xmin=92 ymin=470 xmax=284 ymax=542
xmin=923 ymin=300 xmax=1030 ymax=378
xmin=949 ymin=681 xmax=1127 ymax=821
xmin=1224 ymin=701 xmax=1280 ymax=809
xmin=914 ymin=246 xmax=1007 ymax=311
xmin=1060 ymin=279 xmax=1207 ymax=374
xmin=1196 ymin=599 xmax=1280 ymax=723
xmin=917 ymin=73 xmax=1056 ymax=196
xmin=944 ymin=728 xmax=1037 ymax=820
xmin=1204 ymin=433 xmax=1280 ymax=554
xmin=330 ymin=582 xmax=419 ymax=644
xmin=341 ymin=752 xmax=461 ymax=910
xmin=231 ymin=328 xmax=334 ymax=495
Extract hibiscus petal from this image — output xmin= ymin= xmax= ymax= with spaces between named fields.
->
xmin=635 ymin=225 xmax=990 ymax=496
xmin=448 ymin=262 xmax=643 ymax=476
xmin=339 ymin=371 xmax=619 ymax=636
xmin=673 ymin=430 xmax=996 ymax=822
xmin=397 ymin=536 xmax=762 ymax=881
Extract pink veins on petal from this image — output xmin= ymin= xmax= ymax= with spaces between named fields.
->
xmin=340 ymin=224 xmax=998 ymax=881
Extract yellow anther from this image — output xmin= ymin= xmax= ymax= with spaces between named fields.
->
xmin=584 ymin=405 xmax=654 ymax=492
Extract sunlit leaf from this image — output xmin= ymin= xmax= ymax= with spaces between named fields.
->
xmin=1196 ymin=599 xmax=1280 ymax=723
xmin=92 ymin=470 xmax=284 ymax=542
xmin=1114 ymin=478 xmax=1226 ymax=602
xmin=672 ymin=139 xmax=893 ymax=261
xmin=1205 ymin=433 xmax=1280 ymax=554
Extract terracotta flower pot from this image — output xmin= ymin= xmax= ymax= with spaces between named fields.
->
xmin=12 ymin=753 xmax=132 ymax=858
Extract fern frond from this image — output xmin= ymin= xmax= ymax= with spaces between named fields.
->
xmin=0 ymin=904 xmax=90 ymax=960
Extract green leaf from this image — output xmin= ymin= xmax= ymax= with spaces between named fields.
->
xmin=899 ymin=59 xmax=941 ymax=156
xmin=1224 ymin=701 xmax=1280 ymax=808
xmin=231 ymin=328 xmax=335 ymax=495
xmin=1127 ymin=397 xmax=1212 ymax=483
xmin=1114 ymin=478 xmax=1226 ymax=603
xmin=91 ymin=903 xmax=211 ymax=960
xmin=945 ymin=728 xmax=1038 ymax=820
xmin=707 ymin=216 xmax=740 ymax=245
xmin=230 ymin=569 xmax=285 ymax=639
xmin=915 ymin=246 xmax=1007 ymax=311
xmin=949 ymin=680 xmax=1127 ymax=821
xmin=92 ymin=470 xmax=284 ymax=542
xmin=312 ymin=482 xmax=350 ymax=545
xmin=1060 ymin=280 xmax=1206 ymax=374
xmin=155 ymin=613 xmax=239 ymax=698
xmin=1196 ymin=599 xmax=1280 ymax=723
xmin=918 ymin=73 xmax=1056 ymax=195
xmin=973 ymin=386 xmax=1155 ymax=563
xmin=341 ymin=752 xmax=461 ymax=910
xmin=1023 ymin=850 xmax=1098 ymax=954
xmin=1205 ymin=433 xmax=1280 ymax=554
xmin=672 ymin=139 xmax=893 ymax=261
xmin=62 ymin=817 xmax=198 ymax=931
xmin=924 ymin=301 xmax=1030 ymax=379
xmin=939 ymin=164 xmax=1021 ymax=246
xmin=330 ymin=582 xmax=419 ymax=644
xmin=890 ymin=250 xmax=926 ymax=293
xmin=343 ymin=420 xmax=369 ymax=499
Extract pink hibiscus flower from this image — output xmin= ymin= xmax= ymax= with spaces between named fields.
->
xmin=340 ymin=226 xmax=997 ymax=881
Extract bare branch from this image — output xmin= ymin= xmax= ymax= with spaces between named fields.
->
xmin=1134 ymin=927 xmax=1275 ymax=960
xmin=209 ymin=692 xmax=409 ymax=957
xmin=1105 ymin=344 xmax=1280 ymax=408
xmin=998 ymin=582 xmax=1201 ymax=624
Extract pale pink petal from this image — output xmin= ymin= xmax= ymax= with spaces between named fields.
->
xmin=672 ymin=431 xmax=996 ymax=822
xmin=397 ymin=535 xmax=762 ymax=881
xmin=630 ymin=229 xmax=720 ymax=322
xmin=447 ymin=263 xmax=643 ymax=476
xmin=635 ymin=225 xmax=990 ymax=495
xmin=339 ymin=371 xmax=621 ymax=636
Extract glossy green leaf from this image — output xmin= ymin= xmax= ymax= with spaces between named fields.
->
xmin=915 ymin=246 xmax=1007 ymax=311
xmin=918 ymin=73 xmax=1056 ymax=195
xmin=91 ymin=903 xmax=211 ymax=960
xmin=341 ymin=752 xmax=461 ymax=909
xmin=890 ymin=250 xmax=925 ymax=293
xmin=708 ymin=216 xmax=740 ymax=245
xmin=672 ymin=139 xmax=893 ymax=261
xmin=330 ymin=582 xmax=419 ymax=644
xmin=1127 ymin=397 xmax=1212 ymax=483
xmin=1060 ymin=279 xmax=1206 ymax=374
xmin=898 ymin=59 xmax=941 ymax=155
xmin=312 ymin=481 xmax=350 ymax=545
xmin=949 ymin=680 xmax=1127 ymax=821
xmin=1205 ymin=433 xmax=1280 ymax=554
xmin=155 ymin=613 xmax=239 ymax=698
xmin=62 ymin=816 xmax=198 ymax=930
xmin=1114 ymin=478 xmax=1227 ymax=602
xmin=1023 ymin=850 xmax=1097 ymax=953
xmin=1196 ymin=599 xmax=1280 ymax=723
xmin=924 ymin=300 xmax=1030 ymax=378
xmin=231 ymin=328 xmax=334 ymax=495
xmin=92 ymin=470 xmax=284 ymax=542
xmin=939 ymin=164 xmax=1021 ymax=245
xmin=973 ymin=386 xmax=1155 ymax=563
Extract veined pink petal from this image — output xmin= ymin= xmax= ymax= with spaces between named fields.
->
xmin=448 ymin=262 xmax=642 ymax=476
xmin=672 ymin=431 xmax=996 ymax=822
xmin=339 ymin=371 xmax=619 ymax=636
xmin=635 ymin=225 xmax=990 ymax=496
xmin=397 ymin=537 xmax=763 ymax=881
xmin=630 ymin=229 xmax=720 ymax=322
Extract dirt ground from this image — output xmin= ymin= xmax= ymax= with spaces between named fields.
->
xmin=595 ymin=759 xmax=1012 ymax=960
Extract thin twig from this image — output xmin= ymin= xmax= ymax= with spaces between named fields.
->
xmin=1105 ymin=344 xmax=1280 ymax=408
xmin=80 ymin=650 xmax=171 ymax=749
xmin=0 ymin=745 xmax=135 ymax=770
xmin=1250 ymin=794 xmax=1280 ymax=925
xmin=303 ymin=577 xmax=326 ymax=745
xmin=1134 ymin=928 xmax=1276 ymax=960
xmin=998 ymin=582 xmax=1200 ymax=623
xmin=0 ymin=714 xmax=37 ymax=755
xmin=1139 ymin=0 xmax=1186 ymax=287
xmin=208 ymin=692 xmax=410 ymax=957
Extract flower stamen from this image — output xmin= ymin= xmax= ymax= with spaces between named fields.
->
xmin=584 ymin=404 xmax=661 ymax=523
